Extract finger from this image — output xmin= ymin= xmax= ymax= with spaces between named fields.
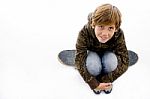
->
xmin=104 ymin=86 xmax=112 ymax=90
xmin=106 ymin=83 xmax=112 ymax=86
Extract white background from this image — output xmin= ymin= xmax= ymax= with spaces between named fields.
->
xmin=0 ymin=0 xmax=150 ymax=99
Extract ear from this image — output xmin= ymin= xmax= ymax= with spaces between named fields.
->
xmin=91 ymin=23 xmax=95 ymax=29
xmin=92 ymin=25 xmax=95 ymax=29
xmin=115 ymin=29 xmax=118 ymax=32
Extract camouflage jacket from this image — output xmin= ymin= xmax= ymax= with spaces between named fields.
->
xmin=75 ymin=17 xmax=129 ymax=90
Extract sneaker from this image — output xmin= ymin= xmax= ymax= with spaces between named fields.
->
xmin=93 ymin=89 xmax=101 ymax=94
xmin=103 ymin=85 xmax=113 ymax=94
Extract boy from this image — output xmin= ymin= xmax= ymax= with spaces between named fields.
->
xmin=75 ymin=4 xmax=129 ymax=94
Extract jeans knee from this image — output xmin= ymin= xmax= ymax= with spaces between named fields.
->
xmin=102 ymin=52 xmax=118 ymax=73
xmin=86 ymin=51 xmax=102 ymax=76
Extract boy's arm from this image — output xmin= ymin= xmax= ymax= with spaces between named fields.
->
xmin=75 ymin=26 xmax=99 ymax=89
xmin=98 ymin=31 xmax=129 ymax=83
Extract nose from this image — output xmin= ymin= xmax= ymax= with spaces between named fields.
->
xmin=101 ymin=28 xmax=109 ymax=35
xmin=101 ymin=31 xmax=108 ymax=37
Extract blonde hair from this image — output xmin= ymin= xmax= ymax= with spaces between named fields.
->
xmin=92 ymin=4 xmax=122 ymax=30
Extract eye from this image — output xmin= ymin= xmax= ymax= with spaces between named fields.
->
xmin=108 ymin=27 xmax=114 ymax=31
xmin=98 ymin=25 xmax=104 ymax=29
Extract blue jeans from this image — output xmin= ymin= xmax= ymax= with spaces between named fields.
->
xmin=86 ymin=51 xmax=118 ymax=76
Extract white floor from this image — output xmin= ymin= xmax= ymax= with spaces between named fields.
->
xmin=0 ymin=0 xmax=150 ymax=99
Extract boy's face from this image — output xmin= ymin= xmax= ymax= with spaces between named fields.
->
xmin=94 ymin=24 xmax=116 ymax=43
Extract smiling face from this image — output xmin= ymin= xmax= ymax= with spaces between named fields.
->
xmin=92 ymin=4 xmax=122 ymax=43
xmin=94 ymin=24 xmax=116 ymax=43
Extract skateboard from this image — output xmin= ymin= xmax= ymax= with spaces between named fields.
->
xmin=58 ymin=50 xmax=138 ymax=67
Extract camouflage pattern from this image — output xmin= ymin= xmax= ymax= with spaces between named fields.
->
xmin=75 ymin=15 xmax=129 ymax=89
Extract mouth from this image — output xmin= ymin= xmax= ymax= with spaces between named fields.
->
xmin=97 ymin=36 xmax=109 ymax=43
xmin=100 ymin=36 xmax=108 ymax=40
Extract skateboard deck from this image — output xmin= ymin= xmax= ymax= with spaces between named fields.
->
xmin=58 ymin=50 xmax=138 ymax=67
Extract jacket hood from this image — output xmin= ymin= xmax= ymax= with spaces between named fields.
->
xmin=87 ymin=12 xmax=93 ymax=25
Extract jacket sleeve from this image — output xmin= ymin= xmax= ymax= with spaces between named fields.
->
xmin=98 ymin=30 xmax=129 ymax=83
xmin=75 ymin=25 xmax=99 ymax=89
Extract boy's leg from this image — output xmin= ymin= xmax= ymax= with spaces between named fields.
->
xmin=101 ymin=51 xmax=118 ymax=74
xmin=86 ymin=51 xmax=102 ymax=94
xmin=86 ymin=51 xmax=102 ymax=76
xmin=101 ymin=51 xmax=117 ymax=94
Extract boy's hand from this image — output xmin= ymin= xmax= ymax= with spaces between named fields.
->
xmin=95 ymin=83 xmax=112 ymax=90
